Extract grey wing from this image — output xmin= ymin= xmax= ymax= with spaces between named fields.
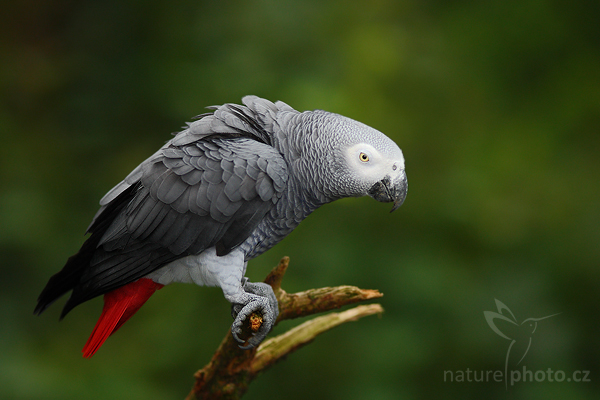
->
xmin=91 ymin=95 xmax=293 ymax=219
xmin=110 ymin=137 xmax=288 ymax=255
xmin=67 ymin=137 xmax=288 ymax=309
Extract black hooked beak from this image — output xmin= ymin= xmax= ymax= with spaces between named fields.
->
xmin=368 ymin=172 xmax=408 ymax=212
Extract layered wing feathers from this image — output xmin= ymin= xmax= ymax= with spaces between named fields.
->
xmin=37 ymin=99 xmax=292 ymax=316
xmin=100 ymin=137 xmax=288 ymax=256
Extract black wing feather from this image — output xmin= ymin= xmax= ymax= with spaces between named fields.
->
xmin=33 ymin=183 xmax=142 ymax=316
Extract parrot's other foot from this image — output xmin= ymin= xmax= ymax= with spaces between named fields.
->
xmin=230 ymin=280 xmax=279 ymax=349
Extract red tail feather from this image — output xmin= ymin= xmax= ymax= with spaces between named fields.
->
xmin=82 ymin=278 xmax=164 ymax=358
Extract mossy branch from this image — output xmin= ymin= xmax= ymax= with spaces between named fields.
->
xmin=185 ymin=257 xmax=384 ymax=400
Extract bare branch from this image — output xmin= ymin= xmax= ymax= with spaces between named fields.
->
xmin=251 ymin=304 xmax=384 ymax=373
xmin=186 ymin=258 xmax=384 ymax=400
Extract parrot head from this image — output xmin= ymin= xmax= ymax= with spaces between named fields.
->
xmin=344 ymin=140 xmax=407 ymax=211
xmin=303 ymin=111 xmax=407 ymax=211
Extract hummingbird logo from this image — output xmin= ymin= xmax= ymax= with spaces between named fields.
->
xmin=484 ymin=299 xmax=559 ymax=388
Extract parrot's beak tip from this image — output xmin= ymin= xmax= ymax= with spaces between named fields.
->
xmin=390 ymin=174 xmax=407 ymax=212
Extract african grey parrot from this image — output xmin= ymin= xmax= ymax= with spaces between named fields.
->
xmin=34 ymin=96 xmax=407 ymax=357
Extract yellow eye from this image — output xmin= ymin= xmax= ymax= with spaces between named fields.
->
xmin=359 ymin=152 xmax=369 ymax=162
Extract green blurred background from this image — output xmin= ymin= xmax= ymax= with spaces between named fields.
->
xmin=1 ymin=0 xmax=599 ymax=398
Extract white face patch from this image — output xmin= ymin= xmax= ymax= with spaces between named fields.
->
xmin=344 ymin=143 xmax=405 ymax=184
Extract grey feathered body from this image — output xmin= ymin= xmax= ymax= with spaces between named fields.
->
xmin=120 ymin=101 xmax=328 ymax=263
xmin=104 ymin=100 xmax=329 ymax=260
xmin=35 ymin=97 xmax=331 ymax=315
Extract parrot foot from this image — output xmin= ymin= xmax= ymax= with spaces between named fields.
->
xmin=230 ymin=279 xmax=279 ymax=349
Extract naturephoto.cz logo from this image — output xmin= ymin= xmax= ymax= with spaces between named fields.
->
xmin=443 ymin=299 xmax=591 ymax=388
